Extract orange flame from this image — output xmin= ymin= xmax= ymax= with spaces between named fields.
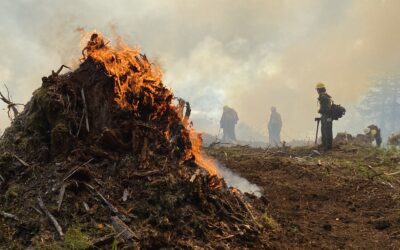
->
xmin=188 ymin=128 xmax=219 ymax=176
xmin=82 ymin=32 xmax=219 ymax=177
xmin=83 ymin=33 xmax=162 ymax=109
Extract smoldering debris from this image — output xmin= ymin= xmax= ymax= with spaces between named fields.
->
xmin=0 ymin=32 xmax=269 ymax=249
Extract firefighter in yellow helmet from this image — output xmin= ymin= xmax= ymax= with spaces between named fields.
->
xmin=316 ymin=82 xmax=333 ymax=150
xmin=364 ymin=125 xmax=382 ymax=147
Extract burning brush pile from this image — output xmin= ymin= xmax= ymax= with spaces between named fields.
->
xmin=0 ymin=33 xmax=269 ymax=249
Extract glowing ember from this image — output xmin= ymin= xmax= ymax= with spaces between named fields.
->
xmin=82 ymin=32 xmax=219 ymax=176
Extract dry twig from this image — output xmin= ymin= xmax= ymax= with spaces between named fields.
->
xmin=0 ymin=84 xmax=23 ymax=119
xmin=37 ymin=196 xmax=64 ymax=237
xmin=0 ymin=211 xmax=19 ymax=221
xmin=129 ymin=170 xmax=160 ymax=178
xmin=81 ymin=88 xmax=90 ymax=132
xmin=13 ymin=155 xmax=30 ymax=167
xmin=57 ymin=183 xmax=67 ymax=211
xmin=52 ymin=65 xmax=71 ymax=76
xmin=63 ymin=158 xmax=93 ymax=182
xmin=96 ymin=190 xmax=119 ymax=214
xmin=122 ymin=189 xmax=129 ymax=202
xmin=111 ymin=216 xmax=138 ymax=241
xmin=91 ymin=233 xmax=115 ymax=247
xmin=385 ymin=170 xmax=400 ymax=176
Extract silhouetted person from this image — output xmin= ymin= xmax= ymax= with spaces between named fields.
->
xmin=268 ymin=106 xmax=282 ymax=146
xmin=220 ymin=106 xmax=238 ymax=143
xmin=365 ymin=124 xmax=382 ymax=147
xmin=316 ymin=82 xmax=333 ymax=150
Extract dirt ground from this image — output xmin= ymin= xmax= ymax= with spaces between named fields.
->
xmin=208 ymin=144 xmax=400 ymax=249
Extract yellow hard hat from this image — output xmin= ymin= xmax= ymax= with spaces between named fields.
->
xmin=315 ymin=82 xmax=325 ymax=89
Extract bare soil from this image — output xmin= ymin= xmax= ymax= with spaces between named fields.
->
xmin=208 ymin=144 xmax=400 ymax=249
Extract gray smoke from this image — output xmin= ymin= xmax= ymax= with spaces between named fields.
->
xmin=1 ymin=1 xmax=400 ymax=141
xmin=216 ymin=162 xmax=262 ymax=197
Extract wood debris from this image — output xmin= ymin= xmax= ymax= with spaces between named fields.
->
xmin=37 ymin=196 xmax=64 ymax=238
xmin=0 ymin=211 xmax=19 ymax=221
xmin=111 ymin=216 xmax=138 ymax=241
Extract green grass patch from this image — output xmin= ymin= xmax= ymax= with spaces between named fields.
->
xmin=262 ymin=212 xmax=279 ymax=231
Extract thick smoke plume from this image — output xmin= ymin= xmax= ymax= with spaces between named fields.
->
xmin=1 ymin=1 xmax=400 ymax=140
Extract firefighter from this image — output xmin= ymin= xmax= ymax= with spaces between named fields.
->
xmin=220 ymin=106 xmax=239 ymax=143
xmin=316 ymin=82 xmax=333 ymax=150
xmin=268 ymin=106 xmax=282 ymax=146
xmin=364 ymin=125 xmax=382 ymax=147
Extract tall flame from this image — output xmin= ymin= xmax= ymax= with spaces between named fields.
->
xmin=82 ymin=32 xmax=219 ymax=177
xmin=82 ymin=33 xmax=162 ymax=109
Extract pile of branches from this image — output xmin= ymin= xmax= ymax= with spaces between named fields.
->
xmin=0 ymin=33 xmax=269 ymax=249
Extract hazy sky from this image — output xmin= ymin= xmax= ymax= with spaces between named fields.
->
xmin=0 ymin=0 xmax=399 ymax=140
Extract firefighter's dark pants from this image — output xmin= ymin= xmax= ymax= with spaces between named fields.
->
xmin=321 ymin=115 xmax=333 ymax=150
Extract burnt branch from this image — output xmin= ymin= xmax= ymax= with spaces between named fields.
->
xmin=0 ymin=84 xmax=23 ymax=120
xmin=51 ymin=64 xmax=71 ymax=76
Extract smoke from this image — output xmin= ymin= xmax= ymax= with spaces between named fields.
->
xmin=216 ymin=161 xmax=262 ymax=197
xmin=1 ymin=1 xmax=400 ymax=140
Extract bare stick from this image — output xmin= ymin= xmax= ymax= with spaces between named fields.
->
xmin=0 ymin=211 xmax=19 ymax=221
xmin=111 ymin=216 xmax=138 ymax=241
xmin=367 ymin=165 xmax=379 ymax=175
xmin=63 ymin=166 xmax=81 ymax=182
xmin=235 ymin=194 xmax=258 ymax=224
xmin=83 ymin=182 xmax=95 ymax=191
xmin=366 ymin=165 xmax=384 ymax=178
xmin=4 ymin=84 xmax=10 ymax=100
xmin=13 ymin=155 xmax=30 ymax=167
xmin=57 ymin=183 xmax=67 ymax=211
xmin=81 ymin=88 xmax=90 ymax=132
xmin=92 ymin=233 xmax=115 ymax=247
xmin=37 ymin=196 xmax=64 ymax=237
xmin=130 ymin=170 xmax=160 ymax=177
xmin=75 ymin=111 xmax=85 ymax=137
xmin=190 ymin=169 xmax=201 ymax=182
xmin=216 ymin=234 xmax=236 ymax=240
xmin=82 ymin=202 xmax=90 ymax=212
xmin=385 ymin=170 xmax=400 ymax=176
xmin=52 ymin=65 xmax=71 ymax=76
xmin=0 ymin=84 xmax=23 ymax=119
xmin=85 ymin=183 xmax=127 ymax=220
xmin=122 ymin=189 xmax=129 ymax=202
xmin=96 ymin=190 xmax=119 ymax=214
xmin=31 ymin=206 xmax=43 ymax=215
xmin=63 ymin=158 xmax=93 ymax=182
